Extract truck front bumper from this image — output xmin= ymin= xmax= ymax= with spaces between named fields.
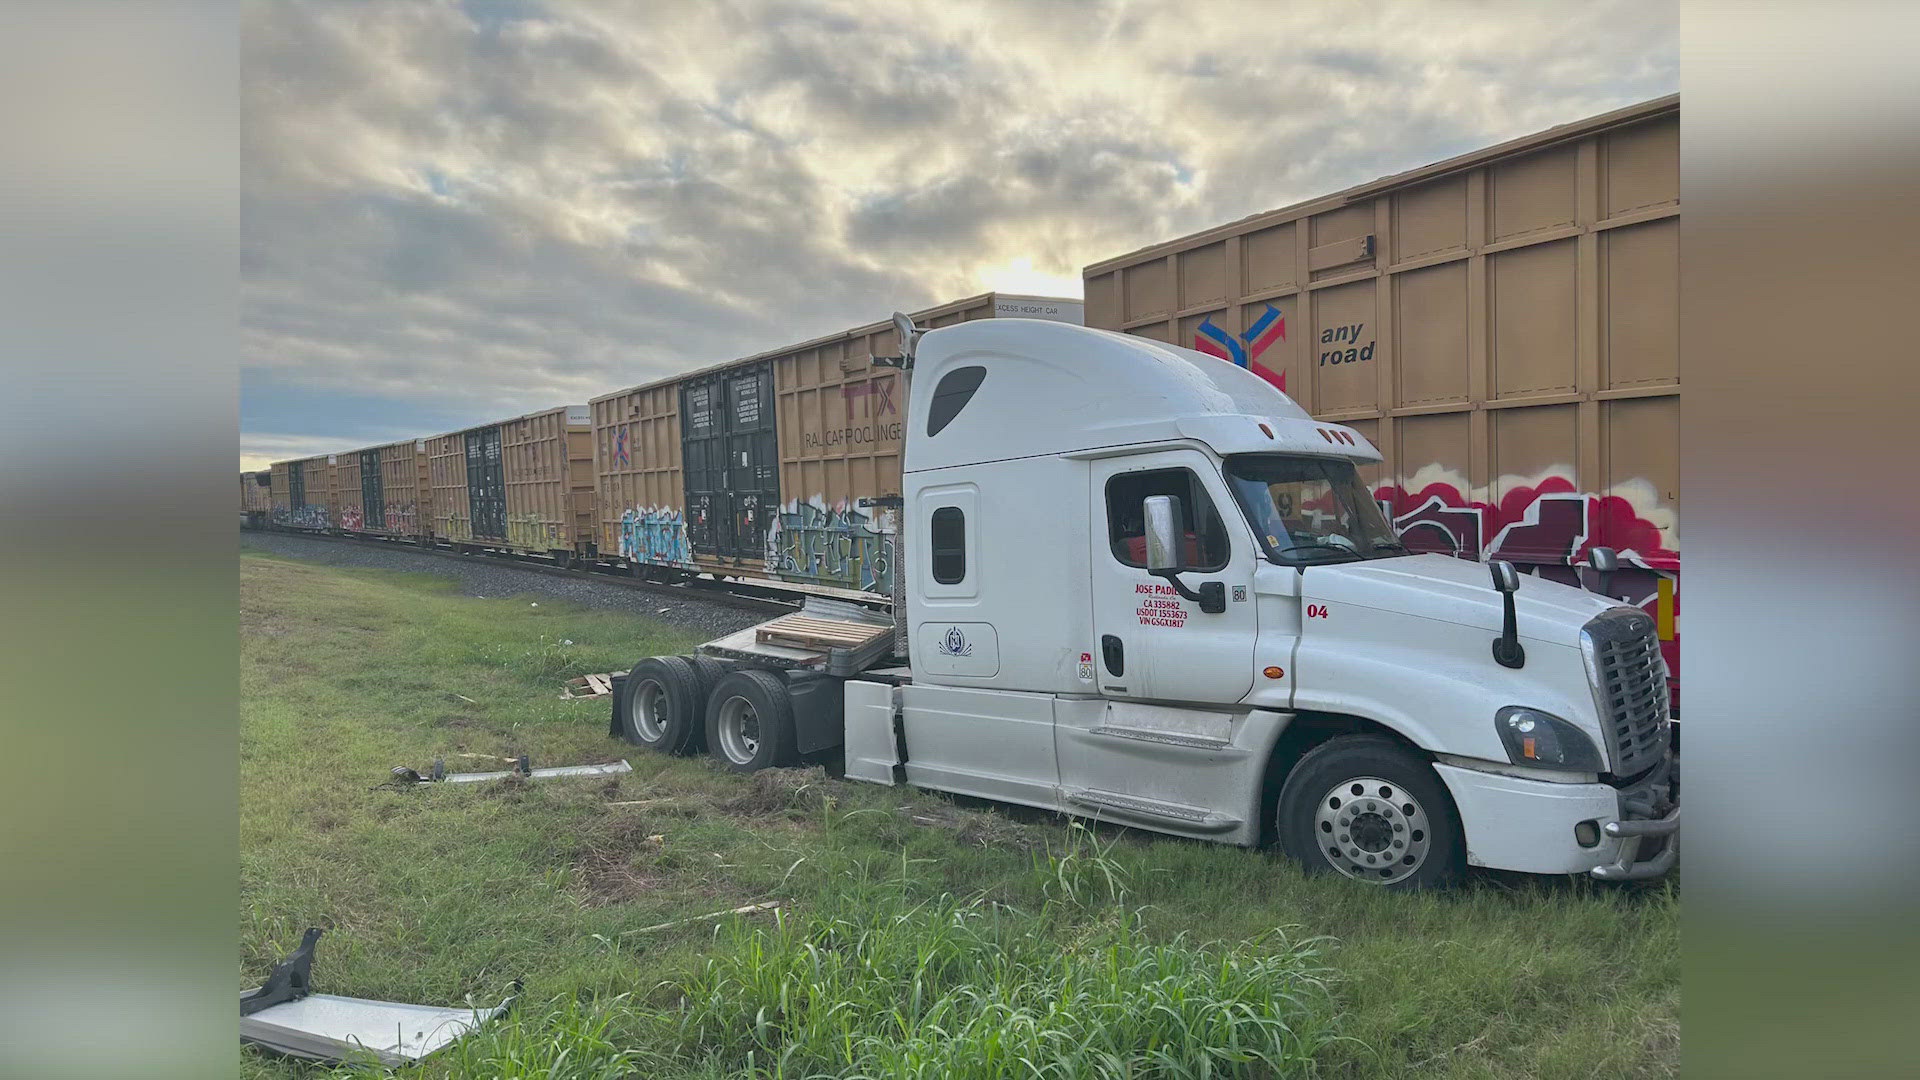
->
xmin=1590 ymin=803 xmax=1680 ymax=880
xmin=1433 ymin=758 xmax=1678 ymax=880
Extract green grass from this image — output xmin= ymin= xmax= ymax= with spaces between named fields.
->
xmin=240 ymin=551 xmax=1678 ymax=1079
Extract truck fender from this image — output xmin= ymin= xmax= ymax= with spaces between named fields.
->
xmin=782 ymin=670 xmax=847 ymax=757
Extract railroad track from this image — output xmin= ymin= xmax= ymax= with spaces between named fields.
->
xmin=243 ymin=526 xmax=867 ymax=618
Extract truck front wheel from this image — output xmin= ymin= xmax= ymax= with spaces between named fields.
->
xmin=1276 ymin=735 xmax=1463 ymax=889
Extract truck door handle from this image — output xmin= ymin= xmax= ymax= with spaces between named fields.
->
xmin=1101 ymin=634 xmax=1124 ymax=677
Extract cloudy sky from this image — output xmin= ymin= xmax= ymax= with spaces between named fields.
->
xmin=240 ymin=0 xmax=1676 ymax=469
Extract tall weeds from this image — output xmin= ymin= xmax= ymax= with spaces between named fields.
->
xmin=664 ymin=822 xmax=1339 ymax=1078
xmin=327 ymin=825 xmax=1339 ymax=1079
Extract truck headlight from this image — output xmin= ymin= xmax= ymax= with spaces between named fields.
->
xmin=1495 ymin=707 xmax=1604 ymax=771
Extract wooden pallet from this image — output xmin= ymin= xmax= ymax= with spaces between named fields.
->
xmin=755 ymin=613 xmax=892 ymax=653
xmin=560 ymin=672 xmax=618 ymax=700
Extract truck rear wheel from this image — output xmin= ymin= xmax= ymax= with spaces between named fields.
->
xmin=1276 ymin=735 xmax=1463 ymax=889
xmin=620 ymin=656 xmax=702 ymax=755
xmin=705 ymin=670 xmax=796 ymax=773
xmin=683 ymin=656 xmax=730 ymax=753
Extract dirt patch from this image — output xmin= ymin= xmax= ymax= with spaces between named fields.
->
xmin=904 ymin=802 xmax=1046 ymax=853
xmin=723 ymin=768 xmax=833 ymax=816
xmin=475 ymin=774 xmax=531 ymax=802
xmin=573 ymin=817 xmax=668 ymax=906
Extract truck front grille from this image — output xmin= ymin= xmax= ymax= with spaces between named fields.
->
xmin=1581 ymin=608 xmax=1670 ymax=777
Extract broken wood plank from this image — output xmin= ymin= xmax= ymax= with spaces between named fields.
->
xmin=630 ymin=900 xmax=782 ymax=935
xmin=560 ymin=672 xmax=621 ymax=700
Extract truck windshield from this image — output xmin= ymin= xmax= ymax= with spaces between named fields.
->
xmin=1223 ymin=455 xmax=1406 ymax=564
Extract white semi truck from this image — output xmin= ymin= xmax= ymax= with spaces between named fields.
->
xmin=619 ymin=315 xmax=1678 ymax=888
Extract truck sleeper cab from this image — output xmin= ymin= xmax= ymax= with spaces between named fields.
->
xmin=625 ymin=317 xmax=1677 ymax=889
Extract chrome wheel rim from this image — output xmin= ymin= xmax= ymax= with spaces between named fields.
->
xmin=717 ymin=695 xmax=760 ymax=765
xmin=630 ymin=679 xmax=667 ymax=742
xmin=1312 ymin=776 xmax=1432 ymax=884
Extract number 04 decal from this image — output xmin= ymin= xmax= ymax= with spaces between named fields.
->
xmin=1306 ymin=603 xmax=1330 ymax=619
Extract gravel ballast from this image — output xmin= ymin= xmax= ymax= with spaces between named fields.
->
xmin=241 ymin=531 xmax=776 ymax=639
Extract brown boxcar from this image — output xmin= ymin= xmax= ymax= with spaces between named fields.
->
xmin=334 ymin=448 xmax=366 ymax=532
xmin=240 ymin=470 xmax=273 ymax=527
xmin=329 ymin=439 xmax=433 ymax=539
xmin=377 ymin=438 xmax=433 ymax=540
xmin=502 ymin=405 xmax=595 ymax=558
xmin=269 ymin=454 xmax=337 ymax=530
xmin=427 ymin=429 xmax=473 ymax=543
xmin=591 ymin=292 xmax=1083 ymax=594
xmin=1082 ymin=94 xmax=1680 ymax=682
xmin=429 ymin=406 xmax=592 ymax=557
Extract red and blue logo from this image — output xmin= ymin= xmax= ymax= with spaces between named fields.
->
xmin=1194 ymin=304 xmax=1287 ymax=392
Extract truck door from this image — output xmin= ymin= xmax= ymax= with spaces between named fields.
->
xmin=1088 ymin=452 xmax=1257 ymax=705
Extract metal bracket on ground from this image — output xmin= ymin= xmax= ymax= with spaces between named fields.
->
xmin=240 ymin=927 xmax=518 ymax=1066
xmin=388 ymin=757 xmax=632 ymax=785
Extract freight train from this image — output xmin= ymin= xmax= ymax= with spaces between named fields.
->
xmin=248 ymin=95 xmax=1680 ymax=709
xmin=253 ymin=292 xmax=1084 ymax=602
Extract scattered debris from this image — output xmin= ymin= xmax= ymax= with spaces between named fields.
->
xmin=241 ymin=928 xmax=516 ymax=1067
xmin=631 ymin=900 xmax=782 ymax=935
xmin=446 ymin=692 xmax=478 ymax=705
xmin=561 ymin=672 xmax=620 ymax=700
xmin=442 ymin=758 xmax=631 ymax=784
xmin=724 ymin=768 xmax=832 ymax=814
xmin=387 ymin=757 xmax=633 ymax=786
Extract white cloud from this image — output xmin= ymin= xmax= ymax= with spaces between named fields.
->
xmin=241 ymin=0 xmax=1676 ymax=462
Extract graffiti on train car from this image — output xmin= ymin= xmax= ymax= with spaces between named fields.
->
xmin=440 ymin=515 xmax=473 ymax=542
xmin=619 ymin=506 xmax=693 ymax=567
xmin=383 ymin=501 xmax=421 ymax=535
xmin=764 ymin=496 xmax=896 ymax=594
xmin=1371 ymin=470 xmax=1680 ymax=668
xmin=339 ymin=506 xmax=364 ymax=531
xmin=280 ymin=506 xmax=331 ymax=530
xmin=508 ymin=513 xmax=563 ymax=550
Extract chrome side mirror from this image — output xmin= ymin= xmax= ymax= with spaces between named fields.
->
xmin=1489 ymin=559 xmax=1521 ymax=594
xmin=1586 ymin=545 xmax=1617 ymax=597
xmin=1143 ymin=495 xmax=1180 ymax=572
xmin=1141 ymin=494 xmax=1225 ymax=613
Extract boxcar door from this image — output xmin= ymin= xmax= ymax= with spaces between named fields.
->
xmin=360 ymin=449 xmax=385 ymax=530
xmin=721 ymin=362 xmax=778 ymax=563
xmin=681 ymin=377 xmax=723 ymax=560
xmin=480 ymin=427 xmax=505 ymax=539
xmin=466 ymin=428 xmax=506 ymax=541
xmin=288 ymin=461 xmax=306 ymax=519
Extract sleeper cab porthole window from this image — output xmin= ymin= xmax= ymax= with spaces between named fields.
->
xmin=926 ymin=365 xmax=987 ymax=437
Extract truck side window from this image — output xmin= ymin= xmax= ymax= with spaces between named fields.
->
xmin=930 ymin=506 xmax=966 ymax=583
xmin=1105 ymin=469 xmax=1229 ymax=572
xmin=926 ymin=366 xmax=986 ymax=437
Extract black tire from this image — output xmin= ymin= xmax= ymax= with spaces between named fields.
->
xmin=684 ymin=656 xmax=730 ymax=753
xmin=619 ymin=656 xmax=703 ymax=755
xmin=1276 ymin=735 xmax=1463 ymax=890
xmin=705 ymin=670 xmax=796 ymax=773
